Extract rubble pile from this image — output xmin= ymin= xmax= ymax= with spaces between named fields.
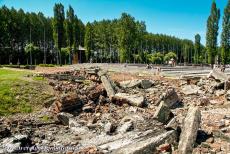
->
xmin=0 ymin=67 xmax=230 ymax=153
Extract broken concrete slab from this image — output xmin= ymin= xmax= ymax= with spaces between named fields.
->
xmin=165 ymin=117 xmax=178 ymax=130
xmin=159 ymin=88 xmax=180 ymax=108
xmin=154 ymin=101 xmax=173 ymax=124
xmin=141 ymin=80 xmax=154 ymax=89
xmin=117 ymin=121 xmax=134 ymax=134
xmin=112 ymin=93 xmax=145 ymax=107
xmin=99 ymin=72 xmax=116 ymax=98
xmin=178 ymin=107 xmax=201 ymax=154
xmin=112 ymin=130 xmax=177 ymax=154
xmin=182 ymin=85 xmax=203 ymax=95
xmin=119 ymin=80 xmax=142 ymax=89
xmin=104 ymin=122 xmax=117 ymax=135
xmin=119 ymin=79 xmax=154 ymax=89
xmin=207 ymin=69 xmax=229 ymax=82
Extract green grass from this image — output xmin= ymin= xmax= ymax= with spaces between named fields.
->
xmin=33 ymin=76 xmax=46 ymax=81
xmin=0 ymin=69 xmax=30 ymax=80
xmin=0 ymin=68 xmax=53 ymax=116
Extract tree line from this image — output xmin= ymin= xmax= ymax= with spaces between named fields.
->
xmin=0 ymin=4 xmax=85 ymax=65
xmin=0 ymin=0 xmax=229 ymax=65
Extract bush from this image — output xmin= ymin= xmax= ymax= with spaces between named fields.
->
xmin=147 ymin=52 xmax=164 ymax=64
xmin=3 ymin=65 xmax=20 ymax=68
xmin=164 ymin=52 xmax=177 ymax=62
xmin=24 ymin=65 xmax=36 ymax=70
xmin=39 ymin=64 xmax=55 ymax=67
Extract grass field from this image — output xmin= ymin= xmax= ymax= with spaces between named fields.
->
xmin=0 ymin=68 xmax=53 ymax=116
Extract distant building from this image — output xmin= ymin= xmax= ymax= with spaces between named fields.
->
xmin=72 ymin=45 xmax=86 ymax=64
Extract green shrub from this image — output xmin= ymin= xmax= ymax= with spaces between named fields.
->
xmin=39 ymin=64 xmax=55 ymax=67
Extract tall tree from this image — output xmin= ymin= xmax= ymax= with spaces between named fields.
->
xmin=206 ymin=0 xmax=220 ymax=66
xmin=221 ymin=0 xmax=230 ymax=65
xmin=118 ymin=13 xmax=137 ymax=63
xmin=66 ymin=5 xmax=75 ymax=64
xmin=84 ymin=23 xmax=94 ymax=61
xmin=53 ymin=3 xmax=65 ymax=65
xmin=194 ymin=34 xmax=201 ymax=64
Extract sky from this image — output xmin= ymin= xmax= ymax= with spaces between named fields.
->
xmin=0 ymin=0 xmax=228 ymax=45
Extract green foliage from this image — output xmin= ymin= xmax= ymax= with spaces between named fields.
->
xmin=164 ymin=52 xmax=177 ymax=62
xmin=61 ymin=47 xmax=70 ymax=64
xmin=24 ymin=43 xmax=39 ymax=55
xmin=206 ymin=1 xmax=220 ymax=65
xmin=40 ymin=115 xmax=51 ymax=122
xmin=0 ymin=4 xmax=204 ymax=65
xmin=118 ymin=13 xmax=138 ymax=63
xmin=39 ymin=64 xmax=55 ymax=67
xmin=53 ymin=3 xmax=65 ymax=65
xmin=33 ymin=76 xmax=45 ymax=81
xmin=84 ymin=23 xmax=94 ymax=61
xmin=221 ymin=0 xmax=230 ymax=64
xmin=147 ymin=52 xmax=164 ymax=64
xmin=194 ymin=34 xmax=201 ymax=64
xmin=66 ymin=5 xmax=74 ymax=48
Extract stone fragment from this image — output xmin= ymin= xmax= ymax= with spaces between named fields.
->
xmin=119 ymin=80 xmax=142 ymax=89
xmin=154 ymin=101 xmax=173 ymax=124
xmin=98 ymin=72 xmax=115 ymax=98
xmin=0 ymin=125 xmax=11 ymax=139
xmin=178 ymin=107 xmax=201 ymax=154
xmin=159 ymin=88 xmax=180 ymax=108
xmin=117 ymin=121 xmax=134 ymax=134
xmin=112 ymin=130 xmax=177 ymax=154
xmin=165 ymin=117 xmax=178 ymax=130
xmin=208 ymin=69 xmax=229 ymax=81
xmin=119 ymin=79 xmax=154 ymax=89
xmin=140 ymin=80 xmax=154 ymax=89
xmin=182 ymin=85 xmax=203 ymax=95
xmin=104 ymin=122 xmax=117 ymax=134
xmin=57 ymin=112 xmax=74 ymax=125
xmin=112 ymin=93 xmax=145 ymax=107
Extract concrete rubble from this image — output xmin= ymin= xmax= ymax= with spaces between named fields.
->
xmin=178 ymin=107 xmax=201 ymax=154
xmin=1 ymin=67 xmax=230 ymax=153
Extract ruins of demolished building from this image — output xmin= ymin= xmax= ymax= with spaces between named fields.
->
xmin=2 ymin=66 xmax=230 ymax=153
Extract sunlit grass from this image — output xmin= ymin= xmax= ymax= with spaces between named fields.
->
xmin=0 ymin=68 xmax=52 ymax=116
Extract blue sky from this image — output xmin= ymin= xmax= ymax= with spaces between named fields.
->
xmin=0 ymin=0 xmax=228 ymax=44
